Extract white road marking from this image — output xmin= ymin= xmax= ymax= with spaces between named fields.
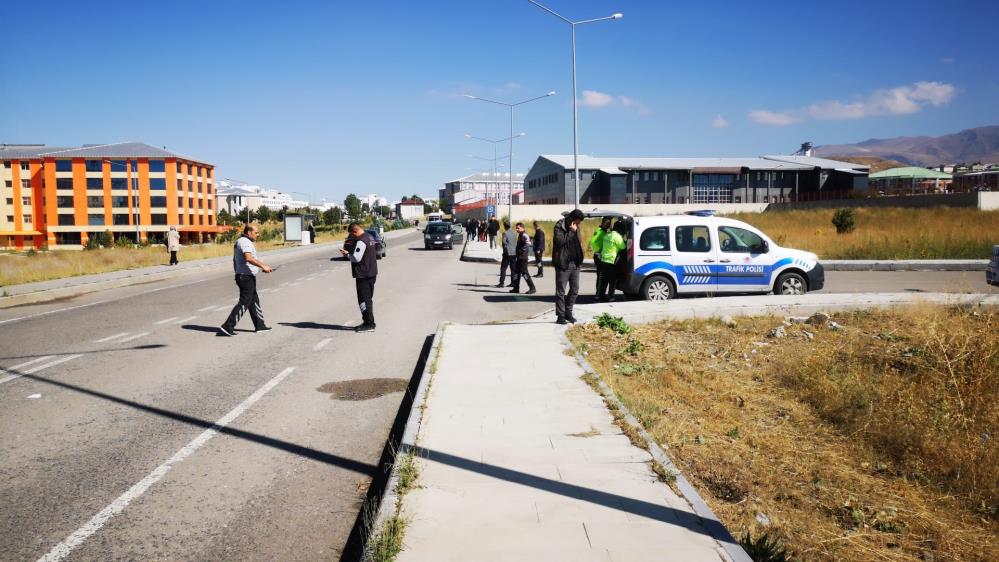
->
xmin=94 ymin=333 xmax=129 ymax=343
xmin=117 ymin=332 xmax=149 ymax=343
xmin=214 ymin=305 xmax=232 ymax=312
xmin=197 ymin=305 xmax=218 ymax=312
xmin=36 ymin=366 xmax=297 ymax=562
xmin=0 ymin=356 xmax=53 ymax=385
xmin=289 ymin=282 xmax=301 ymax=287
xmin=28 ymin=393 xmax=41 ymax=399
xmin=173 ymin=316 xmax=197 ymax=325
xmin=0 ymin=354 xmax=84 ymax=386
xmin=314 ymin=337 xmax=333 ymax=351
xmin=154 ymin=317 xmax=178 ymax=325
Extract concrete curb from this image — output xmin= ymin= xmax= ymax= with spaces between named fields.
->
xmin=0 ymin=228 xmax=417 ymax=309
xmin=363 ymin=322 xmax=447 ymax=561
xmin=558 ymin=330 xmax=754 ymax=562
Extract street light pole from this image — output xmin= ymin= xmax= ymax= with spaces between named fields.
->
xmin=464 ymin=92 xmax=555 ymax=221
xmin=528 ymin=1 xmax=622 ymax=209
xmin=466 ymin=133 xmax=525 ymax=211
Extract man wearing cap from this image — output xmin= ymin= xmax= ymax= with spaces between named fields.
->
xmin=219 ymin=224 xmax=273 ymax=336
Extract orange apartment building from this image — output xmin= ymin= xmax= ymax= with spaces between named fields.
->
xmin=0 ymin=142 xmax=223 ymax=250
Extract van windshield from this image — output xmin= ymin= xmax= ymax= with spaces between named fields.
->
xmin=427 ymin=224 xmax=451 ymax=234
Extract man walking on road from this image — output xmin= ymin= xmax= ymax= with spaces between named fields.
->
xmin=510 ymin=222 xmax=536 ymax=294
xmin=497 ymin=220 xmax=517 ymax=288
xmin=167 ymin=226 xmax=181 ymax=266
xmin=219 ymin=224 xmax=273 ymax=336
xmin=532 ymin=221 xmax=545 ymax=278
xmin=553 ymin=209 xmax=585 ymax=325
xmin=487 ymin=215 xmax=500 ymax=249
xmin=341 ymin=222 xmax=378 ymax=333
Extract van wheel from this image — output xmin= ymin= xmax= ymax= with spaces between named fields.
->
xmin=641 ymin=276 xmax=675 ymax=301
xmin=775 ymin=272 xmax=807 ymax=295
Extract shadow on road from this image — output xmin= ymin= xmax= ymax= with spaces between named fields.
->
xmin=0 ymin=344 xmax=166 ymax=362
xmin=279 ymin=321 xmax=355 ymax=331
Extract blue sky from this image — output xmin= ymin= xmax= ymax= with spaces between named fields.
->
xmin=3 ymin=0 xmax=997 ymax=203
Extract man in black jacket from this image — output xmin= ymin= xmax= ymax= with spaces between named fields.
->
xmin=552 ymin=209 xmax=585 ymax=325
xmin=340 ymin=222 xmax=378 ymax=333
xmin=487 ymin=216 xmax=500 ymax=249
xmin=510 ymin=222 xmax=536 ymax=294
xmin=532 ymin=221 xmax=545 ymax=278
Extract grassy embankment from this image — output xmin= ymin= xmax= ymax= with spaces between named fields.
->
xmin=568 ymin=305 xmax=999 ymax=562
xmin=0 ymin=226 xmax=345 ymax=287
xmin=521 ymin=207 xmax=999 ymax=259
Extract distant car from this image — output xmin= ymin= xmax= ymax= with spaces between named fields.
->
xmin=364 ymin=228 xmax=387 ymax=259
xmin=424 ymin=221 xmax=456 ymax=250
xmin=988 ymin=245 xmax=999 ymax=286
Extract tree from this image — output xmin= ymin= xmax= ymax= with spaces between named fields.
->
xmin=276 ymin=205 xmax=289 ymax=221
xmin=378 ymin=205 xmax=392 ymax=217
xmin=361 ymin=202 xmax=370 ymax=215
xmin=401 ymin=196 xmax=409 ymax=202
xmin=255 ymin=206 xmax=274 ymax=223
xmin=344 ymin=194 xmax=363 ymax=221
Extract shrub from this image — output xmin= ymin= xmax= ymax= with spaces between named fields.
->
xmin=740 ymin=531 xmax=795 ymax=562
xmin=831 ymin=208 xmax=856 ymax=234
xmin=594 ymin=313 xmax=632 ymax=334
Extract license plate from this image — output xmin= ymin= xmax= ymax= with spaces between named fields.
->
xmin=433 ymin=241 xmax=443 ymax=245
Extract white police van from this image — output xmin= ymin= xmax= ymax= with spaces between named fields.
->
xmin=582 ymin=210 xmax=824 ymax=300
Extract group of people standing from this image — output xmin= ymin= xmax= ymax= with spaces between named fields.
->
xmin=496 ymin=219 xmax=546 ymax=295
xmin=465 ymin=217 xmax=501 ymax=247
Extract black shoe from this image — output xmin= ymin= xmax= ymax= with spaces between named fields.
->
xmin=218 ymin=326 xmax=236 ymax=336
xmin=566 ymin=315 xmax=578 ymax=324
xmin=507 ymin=284 xmax=515 ymax=288
xmin=255 ymin=325 xmax=272 ymax=332
xmin=525 ymin=289 xmax=536 ymax=295
xmin=509 ymin=288 xmax=520 ymax=293
xmin=355 ymin=323 xmax=375 ymax=333
xmin=556 ymin=317 xmax=568 ymax=325
xmin=495 ymin=283 xmax=504 ymax=288
xmin=536 ymin=273 xmax=543 ymax=278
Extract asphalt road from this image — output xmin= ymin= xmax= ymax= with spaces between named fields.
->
xmin=1 ymin=235 xmax=996 ymax=561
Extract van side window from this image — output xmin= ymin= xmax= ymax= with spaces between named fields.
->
xmin=675 ymin=226 xmax=711 ymax=252
xmin=639 ymin=226 xmax=670 ymax=251
xmin=719 ymin=226 xmax=765 ymax=253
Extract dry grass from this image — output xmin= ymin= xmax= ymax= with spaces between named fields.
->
xmin=0 ymin=230 xmax=344 ymax=287
xmin=525 ymin=207 xmax=999 ymax=260
xmin=568 ymin=305 xmax=999 ymax=562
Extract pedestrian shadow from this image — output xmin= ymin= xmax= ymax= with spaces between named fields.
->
xmin=278 ymin=321 xmax=355 ymax=331
xmin=482 ymin=295 xmax=552 ymax=303
xmin=181 ymin=324 xmax=254 ymax=335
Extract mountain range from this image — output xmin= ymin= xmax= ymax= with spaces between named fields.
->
xmin=814 ymin=126 xmax=999 ymax=166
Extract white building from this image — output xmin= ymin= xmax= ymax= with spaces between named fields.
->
xmin=216 ymin=179 xmax=315 ymax=213
xmin=440 ymin=172 xmax=525 ymax=212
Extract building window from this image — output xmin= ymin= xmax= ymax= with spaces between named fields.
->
xmin=176 ymin=179 xmax=183 ymax=189
xmin=57 ymin=196 xmax=74 ymax=208
xmin=85 ymin=160 xmax=102 ymax=172
xmin=21 ymin=179 xmax=31 ymax=189
xmin=113 ymin=214 xmax=130 ymax=225
xmin=148 ymin=160 xmax=165 ymax=173
xmin=149 ymin=178 xmax=166 ymax=190
xmin=4 ymin=181 xmax=10 ymax=188
xmin=58 ymin=214 xmax=75 ymax=226
xmin=113 ymin=178 xmax=129 ymax=190
xmin=56 ymin=160 xmax=72 ymax=172
xmin=24 ymin=215 xmax=32 ymax=224
xmin=87 ymin=195 xmax=104 ymax=208
xmin=88 ymin=214 xmax=104 ymax=226
xmin=112 ymin=195 xmax=129 ymax=207
xmin=177 ymin=197 xmax=184 ymax=209
xmin=109 ymin=159 xmax=126 ymax=171
xmin=20 ymin=161 xmax=30 ymax=171
xmin=6 ymin=215 xmax=14 ymax=222
xmin=5 ymin=197 xmax=11 ymax=204
xmin=86 ymin=178 xmax=103 ymax=189
xmin=150 ymin=196 xmax=167 ymax=207
xmin=188 ymin=198 xmax=194 ymax=209
xmin=2 ymin=161 xmax=9 ymax=168
xmin=22 ymin=196 xmax=32 ymax=206
xmin=57 ymin=178 xmax=74 ymax=189
xmin=150 ymin=214 xmax=168 ymax=225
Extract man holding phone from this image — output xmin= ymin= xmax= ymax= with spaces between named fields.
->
xmin=340 ymin=223 xmax=378 ymax=333
xmin=219 ymin=224 xmax=273 ymax=336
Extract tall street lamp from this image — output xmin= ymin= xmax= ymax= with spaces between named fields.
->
xmin=466 ymin=132 xmax=524 ymax=207
xmin=528 ymin=1 xmax=622 ymax=209
xmin=464 ymin=92 xmax=555 ymax=221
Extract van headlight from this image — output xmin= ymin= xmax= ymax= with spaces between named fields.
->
xmin=446 ymin=234 xmax=452 ymax=240
xmin=425 ymin=234 xmax=431 ymax=240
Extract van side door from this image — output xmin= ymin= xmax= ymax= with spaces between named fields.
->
xmin=672 ymin=224 xmax=718 ymax=293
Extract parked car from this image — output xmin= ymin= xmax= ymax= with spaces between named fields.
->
xmin=988 ymin=244 xmax=999 ymax=286
xmin=579 ymin=210 xmax=824 ymax=301
xmin=364 ymin=228 xmax=387 ymax=259
xmin=424 ymin=221 xmax=456 ymax=250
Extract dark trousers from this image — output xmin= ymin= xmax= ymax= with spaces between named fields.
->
xmin=499 ymin=254 xmax=517 ymax=286
xmin=596 ymin=260 xmax=618 ymax=300
xmin=223 ymin=274 xmax=265 ymax=330
xmin=169 ymin=250 xmax=178 ymax=265
xmin=489 ymin=234 xmax=497 ymax=249
xmin=534 ymin=252 xmax=543 ymax=276
xmin=355 ymin=276 xmax=376 ymax=325
xmin=593 ymin=255 xmax=603 ymax=292
xmin=555 ymin=265 xmax=580 ymax=320
xmin=511 ymin=258 xmax=535 ymax=292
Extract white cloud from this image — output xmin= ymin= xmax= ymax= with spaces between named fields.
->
xmin=579 ymin=90 xmax=651 ymax=115
xmin=753 ymin=81 xmax=956 ymax=125
xmin=580 ymin=90 xmax=615 ymax=107
xmin=748 ymin=109 xmax=800 ymax=126
xmin=712 ymin=114 xmax=729 ymax=128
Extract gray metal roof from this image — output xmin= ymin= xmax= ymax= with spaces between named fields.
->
xmin=0 ymin=142 xmax=209 ymax=164
xmin=446 ymin=172 xmax=526 ymax=184
xmin=538 ymin=155 xmax=813 ymax=172
xmin=761 ymin=155 xmax=870 ymax=171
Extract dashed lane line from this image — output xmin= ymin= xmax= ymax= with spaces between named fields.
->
xmin=117 ymin=332 xmax=149 ymax=343
xmin=313 ymin=338 xmax=333 ymax=351
xmin=173 ymin=316 xmax=197 ymax=325
xmin=35 ymin=366 xmax=297 ymax=562
xmin=197 ymin=305 xmax=218 ymax=312
xmin=94 ymin=333 xmax=129 ymax=343
xmin=0 ymin=356 xmax=54 ymax=385
xmin=154 ymin=317 xmax=178 ymax=325
xmin=0 ymin=354 xmax=82 ymax=386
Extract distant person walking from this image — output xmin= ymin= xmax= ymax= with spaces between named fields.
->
xmin=510 ymin=222 xmax=536 ymax=294
xmin=167 ymin=226 xmax=180 ymax=266
xmin=532 ymin=221 xmax=546 ymax=278
xmin=553 ymin=209 xmax=585 ymax=325
xmin=589 ymin=217 xmax=611 ymax=294
xmin=219 ymin=224 xmax=273 ymax=336
xmin=497 ymin=220 xmax=517 ymax=288
xmin=487 ymin=216 xmax=500 ymax=249
xmin=340 ymin=222 xmax=378 ymax=333
xmin=597 ymin=220 xmax=626 ymax=302
xmin=308 ymin=222 xmax=317 ymax=244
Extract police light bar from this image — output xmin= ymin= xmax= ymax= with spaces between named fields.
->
xmin=685 ymin=210 xmax=717 ymax=217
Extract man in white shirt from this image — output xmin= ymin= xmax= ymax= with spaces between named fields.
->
xmin=219 ymin=224 xmax=273 ymax=336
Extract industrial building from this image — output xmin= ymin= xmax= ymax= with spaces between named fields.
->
xmin=522 ymin=154 xmax=869 ymax=205
xmin=0 ymin=142 xmax=219 ymax=250
xmin=440 ymin=172 xmax=525 ymax=213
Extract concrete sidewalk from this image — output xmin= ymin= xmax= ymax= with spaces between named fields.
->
xmin=0 ymin=228 xmax=415 ymax=308
xmin=460 ymin=238 xmax=988 ymax=271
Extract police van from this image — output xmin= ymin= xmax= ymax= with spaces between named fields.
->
xmin=582 ymin=210 xmax=824 ymax=300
